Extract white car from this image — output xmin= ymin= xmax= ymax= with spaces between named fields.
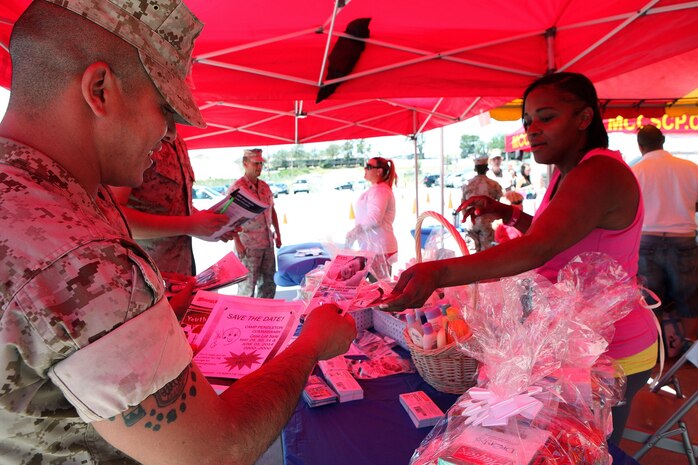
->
xmin=292 ymin=178 xmax=310 ymax=194
xmin=192 ymin=185 xmax=225 ymax=210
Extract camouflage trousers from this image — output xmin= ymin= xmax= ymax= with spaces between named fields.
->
xmin=472 ymin=217 xmax=496 ymax=251
xmin=237 ymin=246 xmax=277 ymax=299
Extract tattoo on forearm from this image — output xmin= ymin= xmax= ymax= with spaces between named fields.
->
xmin=117 ymin=365 xmax=198 ymax=431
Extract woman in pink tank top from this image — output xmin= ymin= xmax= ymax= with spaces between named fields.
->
xmin=382 ymin=72 xmax=657 ymax=445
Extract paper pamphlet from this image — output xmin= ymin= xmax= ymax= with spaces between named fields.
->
xmin=193 ymin=252 xmax=248 ymax=291
xmin=193 ymin=295 xmax=303 ymax=379
xmin=305 ymin=253 xmax=383 ymax=314
xmin=200 ymin=185 xmax=269 ymax=241
xmin=179 ymin=290 xmax=220 ymax=347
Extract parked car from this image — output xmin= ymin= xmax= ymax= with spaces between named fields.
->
xmin=334 ymin=180 xmax=354 ymax=190
xmin=292 ymin=178 xmax=310 ymax=193
xmin=209 ymin=185 xmax=229 ymax=195
xmin=422 ymin=174 xmax=440 ymax=187
xmin=270 ymin=182 xmax=289 ymax=197
xmin=444 ymin=170 xmax=475 ymax=188
xmin=192 ymin=184 xmax=225 ymax=210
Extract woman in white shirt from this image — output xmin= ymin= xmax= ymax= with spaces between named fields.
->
xmin=346 ymin=157 xmax=399 ymax=280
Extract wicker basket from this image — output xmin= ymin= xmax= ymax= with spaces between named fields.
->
xmin=403 ymin=328 xmax=478 ymax=394
xmin=406 ymin=211 xmax=479 ymax=394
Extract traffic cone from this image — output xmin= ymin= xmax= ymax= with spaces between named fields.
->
xmin=349 ymin=203 xmax=355 ymax=220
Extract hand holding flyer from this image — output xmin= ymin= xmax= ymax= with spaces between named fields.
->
xmin=199 ymin=186 xmax=269 ymax=241
xmin=304 ymin=253 xmax=385 ymax=315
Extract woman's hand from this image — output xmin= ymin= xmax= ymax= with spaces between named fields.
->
xmin=377 ymin=261 xmax=443 ymax=311
xmin=455 ymin=195 xmax=509 ymax=224
xmin=345 ymin=227 xmax=358 ymax=248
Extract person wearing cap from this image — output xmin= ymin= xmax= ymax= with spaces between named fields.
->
xmin=0 ymin=2 xmax=355 ymax=464
xmin=487 ymin=152 xmax=514 ymax=191
xmin=460 ymin=154 xmax=504 ymax=251
xmin=229 ymin=148 xmax=283 ymax=299
xmin=633 ymin=124 xmax=698 ymax=345
xmin=110 ymin=133 xmax=234 ymax=276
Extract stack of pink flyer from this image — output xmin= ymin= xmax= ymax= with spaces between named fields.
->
xmin=191 ymin=294 xmax=304 ymax=380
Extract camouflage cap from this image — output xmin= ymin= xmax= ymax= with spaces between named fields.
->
xmin=243 ymin=148 xmax=266 ymax=163
xmin=473 ymin=155 xmax=489 ymax=166
xmin=43 ymin=0 xmax=206 ymax=128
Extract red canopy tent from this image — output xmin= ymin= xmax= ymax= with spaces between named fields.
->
xmin=1 ymin=0 xmax=698 ymax=149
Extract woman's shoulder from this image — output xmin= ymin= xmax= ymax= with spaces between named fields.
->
xmin=583 ymin=147 xmax=623 ymax=162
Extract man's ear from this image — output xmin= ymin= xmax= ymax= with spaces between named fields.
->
xmin=80 ymin=62 xmax=113 ymax=118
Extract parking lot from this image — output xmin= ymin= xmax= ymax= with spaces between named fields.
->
xmin=192 ymin=179 xmax=474 ymax=283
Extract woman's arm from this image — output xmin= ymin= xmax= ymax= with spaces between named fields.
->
xmin=383 ymin=156 xmax=640 ymax=309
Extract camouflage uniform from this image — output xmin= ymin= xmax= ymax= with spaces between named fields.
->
xmin=461 ymin=174 xmax=504 ymax=251
xmin=230 ymin=176 xmax=277 ymax=298
xmin=0 ymin=138 xmax=192 ymax=464
xmin=125 ymin=135 xmax=196 ymax=275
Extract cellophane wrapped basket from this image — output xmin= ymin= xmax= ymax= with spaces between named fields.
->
xmin=410 ymin=252 xmax=641 ymax=465
xmin=405 ymin=211 xmax=479 ymax=394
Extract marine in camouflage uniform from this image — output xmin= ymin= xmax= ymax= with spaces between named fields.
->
xmin=461 ymin=172 xmax=504 ymax=251
xmin=232 ymin=174 xmax=278 ymax=298
xmin=123 ymin=134 xmax=196 ymax=275
xmin=0 ymin=139 xmax=192 ymax=464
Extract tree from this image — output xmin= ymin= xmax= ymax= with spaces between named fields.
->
xmin=269 ymin=149 xmax=291 ymax=169
xmin=325 ymin=144 xmax=341 ymax=160
xmin=459 ymin=134 xmax=486 ymax=158
xmin=355 ymin=139 xmax=371 ymax=159
xmin=488 ymin=134 xmax=505 ymax=152
xmin=341 ymin=141 xmax=354 ymax=159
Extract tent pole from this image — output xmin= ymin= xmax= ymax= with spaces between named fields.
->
xmin=439 ymin=127 xmax=445 ymax=217
xmin=317 ymin=0 xmax=343 ymax=86
xmin=294 ymin=101 xmax=300 ymax=145
xmin=413 ymin=111 xmax=419 ymax=222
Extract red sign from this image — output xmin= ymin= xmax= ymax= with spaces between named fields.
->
xmin=505 ymin=114 xmax=698 ymax=152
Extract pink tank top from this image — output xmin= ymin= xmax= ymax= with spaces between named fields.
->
xmin=533 ymin=148 xmax=657 ymax=360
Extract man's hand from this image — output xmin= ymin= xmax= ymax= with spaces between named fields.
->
xmin=188 ymin=211 xmax=229 ymax=237
xmin=298 ymin=304 xmax=356 ymax=360
xmin=162 ymin=273 xmax=196 ymax=320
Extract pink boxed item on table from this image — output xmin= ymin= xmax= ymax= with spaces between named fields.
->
xmin=400 ymin=391 xmax=444 ymax=428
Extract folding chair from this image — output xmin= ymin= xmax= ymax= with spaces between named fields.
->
xmin=632 ymin=340 xmax=698 ymax=465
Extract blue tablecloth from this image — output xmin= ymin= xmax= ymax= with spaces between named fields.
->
xmin=283 ymin=371 xmax=459 ymax=465
xmin=274 ymin=242 xmax=332 ymax=287
xmin=282 ymin=366 xmax=641 ymax=465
